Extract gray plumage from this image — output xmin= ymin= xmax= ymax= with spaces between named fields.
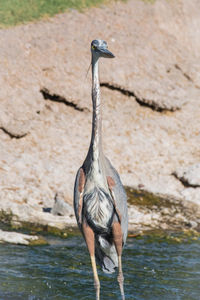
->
xmin=73 ymin=39 xmax=128 ymax=299
xmin=74 ymin=157 xmax=128 ymax=272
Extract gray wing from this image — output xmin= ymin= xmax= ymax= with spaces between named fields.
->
xmin=104 ymin=157 xmax=128 ymax=245
xmin=73 ymin=167 xmax=83 ymax=231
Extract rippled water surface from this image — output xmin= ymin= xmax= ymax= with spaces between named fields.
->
xmin=0 ymin=234 xmax=200 ymax=300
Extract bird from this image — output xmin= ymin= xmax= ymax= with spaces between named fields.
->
xmin=73 ymin=39 xmax=128 ymax=300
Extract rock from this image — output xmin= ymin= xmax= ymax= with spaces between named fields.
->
xmin=173 ymin=163 xmax=200 ymax=187
xmin=0 ymin=0 xmax=200 ymax=233
xmin=0 ymin=105 xmax=31 ymax=138
xmin=51 ymin=192 xmax=74 ymax=216
xmin=0 ymin=122 xmax=29 ymax=139
xmin=101 ymin=81 xmax=187 ymax=111
xmin=133 ymin=79 xmax=187 ymax=111
xmin=187 ymin=221 xmax=198 ymax=229
xmin=180 ymin=188 xmax=200 ymax=204
xmin=0 ymin=229 xmax=47 ymax=245
xmin=127 ymin=187 xmax=200 ymax=232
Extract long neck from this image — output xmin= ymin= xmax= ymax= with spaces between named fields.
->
xmin=89 ymin=55 xmax=103 ymax=162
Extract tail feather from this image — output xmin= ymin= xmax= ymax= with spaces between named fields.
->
xmin=95 ymin=236 xmax=118 ymax=274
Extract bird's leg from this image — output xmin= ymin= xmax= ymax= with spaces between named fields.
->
xmin=90 ymin=255 xmax=100 ymax=300
xmin=82 ymin=221 xmax=100 ymax=300
xmin=112 ymin=222 xmax=125 ymax=300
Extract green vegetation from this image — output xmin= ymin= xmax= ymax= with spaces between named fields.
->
xmin=12 ymin=221 xmax=80 ymax=238
xmin=0 ymin=209 xmax=80 ymax=238
xmin=134 ymin=229 xmax=200 ymax=244
xmin=28 ymin=236 xmax=48 ymax=246
xmin=0 ymin=0 xmax=115 ymax=28
xmin=0 ymin=209 xmax=14 ymax=224
xmin=0 ymin=0 xmax=157 ymax=28
xmin=141 ymin=0 xmax=155 ymax=3
xmin=125 ymin=186 xmax=175 ymax=209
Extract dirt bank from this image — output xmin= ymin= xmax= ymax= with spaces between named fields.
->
xmin=0 ymin=0 xmax=200 ymax=235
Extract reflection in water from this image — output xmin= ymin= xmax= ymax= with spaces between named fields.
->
xmin=0 ymin=234 xmax=200 ymax=300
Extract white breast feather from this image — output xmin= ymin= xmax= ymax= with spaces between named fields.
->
xmin=84 ymin=187 xmax=113 ymax=229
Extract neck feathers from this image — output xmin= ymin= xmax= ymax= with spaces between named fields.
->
xmin=84 ymin=55 xmax=104 ymax=174
xmin=90 ymin=56 xmax=102 ymax=161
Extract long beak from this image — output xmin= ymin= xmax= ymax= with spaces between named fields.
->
xmin=98 ymin=47 xmax=115 ymax=58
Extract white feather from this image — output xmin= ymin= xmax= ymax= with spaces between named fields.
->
xmin=84 ymin=186 xmax=113 ymax=229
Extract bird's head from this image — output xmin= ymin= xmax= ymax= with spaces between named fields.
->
xmin=91 ymin=40 xmax=115 ymax=59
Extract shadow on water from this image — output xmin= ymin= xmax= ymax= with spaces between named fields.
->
xmin=0 ymin=234 xmax=200 ymax=300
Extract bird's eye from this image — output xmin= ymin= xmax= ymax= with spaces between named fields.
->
xmin=92 ymin=45 xmax=96 ymax=50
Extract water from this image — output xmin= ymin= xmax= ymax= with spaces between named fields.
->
xmin=0 ymin=234 xmax=200 ymax=300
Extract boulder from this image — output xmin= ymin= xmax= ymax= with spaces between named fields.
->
xmin=173 ymin=163 xmax=200 ymax=188
xmin=51 ymin=192 xmax=74 ymax=216
xmin=0 ymin=229 xmax=46 ymax=245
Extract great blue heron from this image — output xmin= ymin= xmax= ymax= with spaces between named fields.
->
xmin=73 ymin=39 xmax=128 ymax=300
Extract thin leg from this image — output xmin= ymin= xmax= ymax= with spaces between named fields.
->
xmin=91 ymin=255 xmax=100 ymax=300
xmin=82 ymin=222 xmax=100 ymax=300
xmin=112 ymin=222 xmax=125 ymax=300
xmin=117 ymin=255 xmax=125 ymax=300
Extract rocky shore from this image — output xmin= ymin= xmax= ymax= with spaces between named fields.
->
xmin=0 ymin=0 xmax=200 ymax=244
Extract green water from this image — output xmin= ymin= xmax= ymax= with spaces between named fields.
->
xmin=0 ymin=234 xmax=200 ymax=300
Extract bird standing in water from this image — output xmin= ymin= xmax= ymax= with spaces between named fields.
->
xmin=73 ymin=39 xmax=128 ymax=300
